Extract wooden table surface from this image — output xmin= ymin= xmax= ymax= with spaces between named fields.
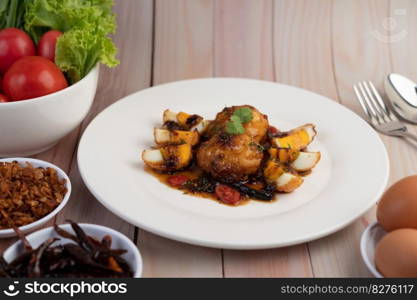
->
xmin=2 ymin=0 xmax=417 ymax=277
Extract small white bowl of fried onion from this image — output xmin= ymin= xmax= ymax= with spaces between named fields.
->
xmin=0 ymin=157 xmax=71 ymax=238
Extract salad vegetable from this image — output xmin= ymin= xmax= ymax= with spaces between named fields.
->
xmin=0 ymin=0 xmax=27 ymax=30
xmin=0 ymin=94 xmax=9 ymax=103
xmin=3 ymin=56 xmax=68 ymax=101
xmin=38 ymin=30 xmax=62 ymax=61
xmin=24 ymin=0 xmax=119 ymax=83
xmin=0 ymin=0 xmax=119 ymax=103
xmin=0 ymin=28 xmax=35 ymax=73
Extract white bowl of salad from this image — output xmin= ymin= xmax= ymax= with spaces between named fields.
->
xmin=0 ymin=0 xmax=119 ymax=156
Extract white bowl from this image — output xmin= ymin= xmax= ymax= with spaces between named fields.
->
xmin=0 ymin=66 xmax=99 ymax=157
xmin=3 ymin=223 xmax=143 ymax=277
xmin=360 ymin=221 xmax=386 ymax=278
xmin=0 ymin=158 xmax=71 ymax=238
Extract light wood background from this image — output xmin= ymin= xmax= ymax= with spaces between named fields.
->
xmin=2 ymin=0 xmax=417 ymax=277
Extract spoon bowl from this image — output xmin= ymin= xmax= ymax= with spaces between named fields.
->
xmin=385 ymin=73 xmax=417 ymax=124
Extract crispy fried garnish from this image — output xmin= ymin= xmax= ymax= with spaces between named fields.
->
xmin=0 ymin=161 xmax=67 ymax=229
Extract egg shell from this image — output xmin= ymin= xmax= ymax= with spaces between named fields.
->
xmin=375 ymin=228 xmax=417 ymax=277
xmin=377 ymin=175 xmax=417 ymax=232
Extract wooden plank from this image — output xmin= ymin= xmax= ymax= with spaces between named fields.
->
xmin=34 ymin=130 xmax=81 ymax=172
xmin=218 ymin=0 xmax=312 ymax=277
xmin=273 ymin=0 xmax=338 ymax=100
xmin=308 ymin=0 xmax=392 ymax=277
xmin=56 ymin=0 xmax=154 ymax=244
xmin=138 ymin=0 xmax=223 ymax=278
xmin=214 ymin=0 xmax=274 ymax=79
xmin=224 ymin=247 xmax=312 ymax=278
xmin=138 ymin=233 xmax=222 ymax=277
xmin=153 ymin=0 xmax=214 ymax=83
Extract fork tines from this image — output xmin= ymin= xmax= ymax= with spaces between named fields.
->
xmin=353 ymin=81 xmax=396 ymax=124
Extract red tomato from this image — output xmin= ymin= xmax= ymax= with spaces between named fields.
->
xmin=215 ymin=184 xmax=241 ymax=205
xmin=38 ymin=30 xmax=63 ymax=62
xmin=0 ymin=93 xmax=9 ymax=103
xmin=167 ymin=175 xmax=189 ymax=187
xmin=3 ymin=56 xmax=68 ymax=101
xmin=0 ymin=28 xmax=35 ymax=74
xmin=0 ymin=75 xmax=2 ymax=91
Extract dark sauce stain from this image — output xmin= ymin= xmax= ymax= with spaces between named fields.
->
xmin=144 ymin=165 xmax=277 ymax=206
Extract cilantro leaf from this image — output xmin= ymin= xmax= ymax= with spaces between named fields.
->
xmin=226 ymin=116 xmax=245 ymax=135
xmin=233 ymin=107 xmax=253 ymax=123
xmin=224 ymin=107 xmax=254 ymax=135
xmin=230 ymin=115 xmax=241 ymax=123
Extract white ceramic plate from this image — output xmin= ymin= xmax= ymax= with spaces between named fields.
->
xmin=78 ymin=78 xmax=389 ymax=249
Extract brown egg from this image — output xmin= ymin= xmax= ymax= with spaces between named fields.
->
xmin=375 ymin=228 xmax=417 ymax=277
xmin=377 ymin=175 xmax=417 ymax=232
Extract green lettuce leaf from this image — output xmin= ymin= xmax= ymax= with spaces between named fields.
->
xmin=55 ymin=28 xmax=118 ymax=83
xmin=24 ymin=0 xmax=119 ymax=83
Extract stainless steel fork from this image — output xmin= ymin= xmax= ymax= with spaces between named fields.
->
xmin=353 ymin=81 xmax=417 ymax=143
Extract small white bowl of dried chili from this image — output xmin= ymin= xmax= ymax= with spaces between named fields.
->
xmin=0 ymin=158 xmax=71 ymax=238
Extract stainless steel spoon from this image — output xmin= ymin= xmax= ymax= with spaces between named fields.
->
xmin=385 ymin=73 xmax=417 ymax=124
